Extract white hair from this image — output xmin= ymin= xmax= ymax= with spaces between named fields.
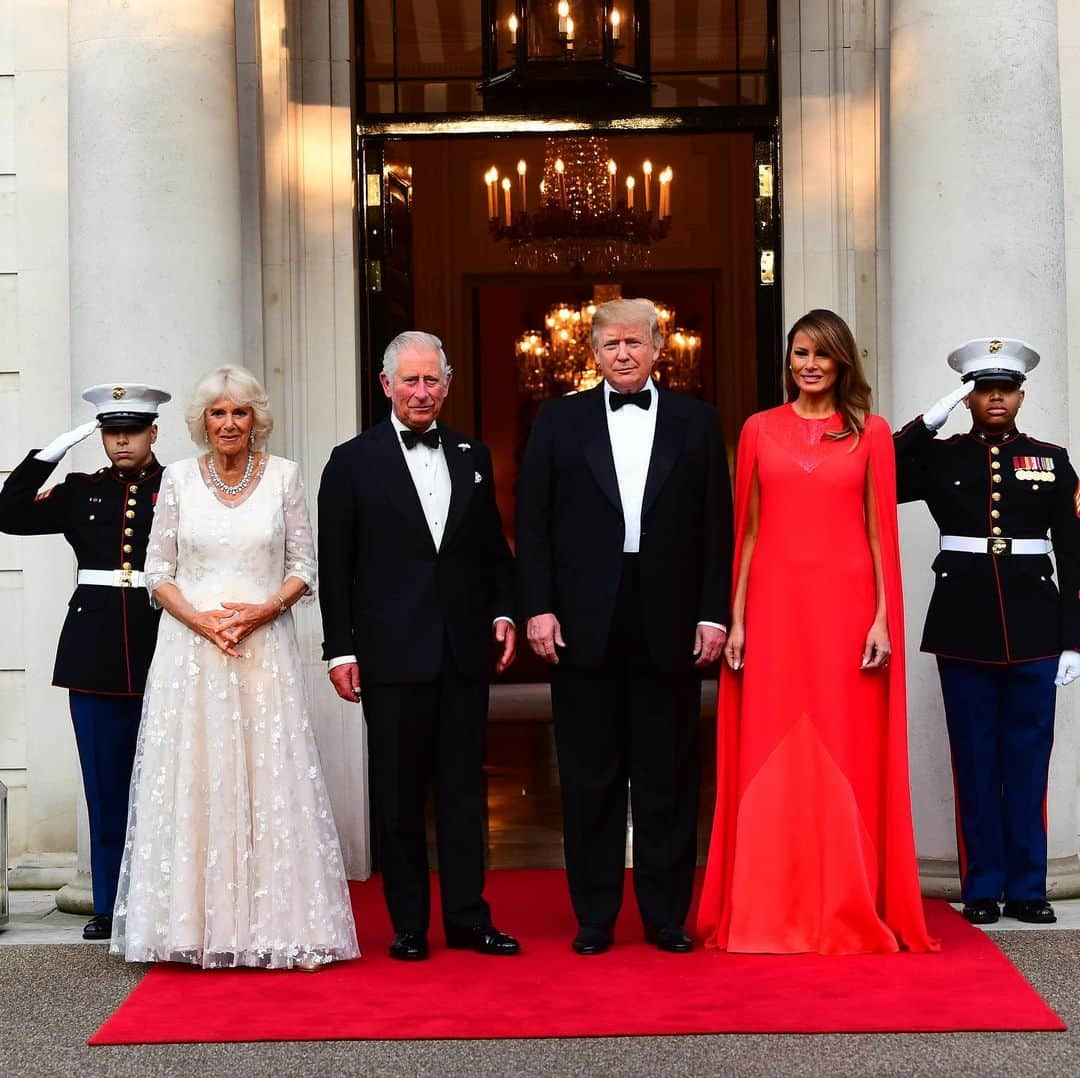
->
xmin=185 ymin=365 xmax=274 ymax=449
xmin=382 ymin=331 xmax=453 ymax=382
xmin=590 ymin=298 xmax=663 ymax=351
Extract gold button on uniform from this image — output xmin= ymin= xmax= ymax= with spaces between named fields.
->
xmin=126 ymin=509 xmax=135 ymax=519
xmin=127 ymin=499 xmax=137 ymax=507
xmin=123 ymin=544 xmax=133 ymax=554
xmin=991 ymin=446 xmax=1000 ymax=456
xmin=88 ymin=514 xmax=95 ymax=521
xmin=124 ymin=527 xmax=133 ymax=537
xmin=122 ymin=562 xmax=132 ymax=571
xmin=991 ymin=510 xmax=1000 ymax=519
xmin=941 ymin=571 xmax=949 ymax=578
xmin=993 ymin=475 xmax=1002 ymax=484
xmin=992 ymin=492 xmax=1002 ymax=502
xmin=129 ymin=485 xmax=138 ymax=494
xmin=991 ymin=461 xmax=1001 ymax=471
xmin=992 ymin=527 xmax=1002 ymax=536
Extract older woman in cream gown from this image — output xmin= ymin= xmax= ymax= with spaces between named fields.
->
xmin=111 ymin=366 xmax=359 ymax=969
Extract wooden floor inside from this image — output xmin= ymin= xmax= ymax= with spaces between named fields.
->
xmin=481 ymin=680 xmax=719 ymax=869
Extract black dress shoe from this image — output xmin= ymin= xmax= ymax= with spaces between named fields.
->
xmin=83 ymin=914 xmax=112 ymax=941
xmin=388 ymin=931 xmax=429 ymax=961
xmin=961 ymin=899 xmax=1000 ymax=925
xmin=1002 ymin=899 xmax=1057 ymax=925
xmin=571 ymin=926 xmax=613 ymax=955
xmin=644 ymin=925 xmax=694 ymax=953
xmin=445 ymin=924 xmax=520 ymax=955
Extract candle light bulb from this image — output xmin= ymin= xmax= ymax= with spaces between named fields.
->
xmin=643 ymin=160 xmax=653 ymax=176
xmin=555 ymin=159 xmax=565 ymax=174
xmin=608 ymin=159 xmax=617 ymax=176
xmin=508 ymin=13 xmax=518 ymax=43
xmin=558 ymin=1 xmax=569 ymax=16
xmin=517 ymin=159 xmax=527 ymax=176
xmin=626 ymin=176 xmax=635 ymax=189
xmin=611 ymin=9 xmax=621 ymax=39
xmin=566 ymin=15 xmax=574 ymax=38
xmin=501 ymin=178 xmax=511 ymax=192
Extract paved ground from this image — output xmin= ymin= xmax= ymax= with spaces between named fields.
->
xmin=2 ymin=892 xmax=1078 ymax=1077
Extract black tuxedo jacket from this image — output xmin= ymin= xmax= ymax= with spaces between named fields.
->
xmin=318 ymin=419 xmax=514 ymax=685
xmin=515 ymin=383 xmax=733 ymax=672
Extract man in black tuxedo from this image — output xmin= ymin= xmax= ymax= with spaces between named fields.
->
xmin=516 ymin=298 xmax=734 ymax=955
xmin=318 ymin=331 xmax=519 ymax=961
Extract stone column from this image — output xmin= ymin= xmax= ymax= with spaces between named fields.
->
xmin=890 ymin=0 xmax=1080 ymax=895
xmin=54 ymin=1 xmax=243 ymax=904
xmin=68 ymin=1 xmax=243 ymax=467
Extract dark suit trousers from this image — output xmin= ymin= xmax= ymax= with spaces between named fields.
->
xmin=361 ymin=643 xmax=492 ymax=935
xmin=551 ymin=555 xmax=701 ymax=933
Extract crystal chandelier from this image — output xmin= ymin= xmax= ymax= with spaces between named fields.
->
xmin=485 ymin=136 xmax=673 ymax=272
xmin=515 ymin=294 xmax=701 ymax=400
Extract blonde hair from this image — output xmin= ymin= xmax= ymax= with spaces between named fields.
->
xmin=590 ymin=298 xmax=663 ymax=351
xmin=185 ymin=365 xmax=274 ymax=450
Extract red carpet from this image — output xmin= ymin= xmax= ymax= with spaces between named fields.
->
xmin=90 ymin=870 xmax=1064 ymax=1044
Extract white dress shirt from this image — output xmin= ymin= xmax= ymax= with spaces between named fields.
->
xmin=605 ymin=379 xmax=659 ymax=554
xmin=328 ymin=415 xmax=512 ymax=671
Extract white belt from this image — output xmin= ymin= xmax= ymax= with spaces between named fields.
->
xmin=940 ymin=535 xmax=1051 ymax=556
xmin=77 ymin=568 xmax=147 ymax=588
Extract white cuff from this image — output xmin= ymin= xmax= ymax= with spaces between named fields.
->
xmin=698 ymin=621 xmax=728 ymax=633
xmin=493 ymin=616 xmax=515 ymax=628
xmin=327 ymin=654 xmax=357 ymax=671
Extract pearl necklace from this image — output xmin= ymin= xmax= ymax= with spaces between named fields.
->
xmin=208 ymin=452 xmax=256 ymax=496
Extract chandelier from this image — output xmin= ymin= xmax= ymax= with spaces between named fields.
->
xmin=484 ymin=136 xmax=673 ymax=271
xmin=515 ymin=293 xmax=701 ymax=400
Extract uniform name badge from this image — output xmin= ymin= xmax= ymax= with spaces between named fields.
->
xmin=1013 ymin=456 xmax=1056 ymax=483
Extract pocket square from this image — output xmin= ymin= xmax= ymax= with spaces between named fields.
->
xmin=474 ymin=471 xmax=483 ymax=484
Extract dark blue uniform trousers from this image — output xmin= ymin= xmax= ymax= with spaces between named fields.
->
xmin=69 ymin=691 xmax=142 ymax=915
xmin=937 ymin=657 xmax=1057 ymax=904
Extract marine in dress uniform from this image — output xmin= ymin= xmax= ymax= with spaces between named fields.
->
xmin=894 ymin=339 xmax=1080 ymax=925
xmin=0 ymin=383 xmax=170 ymax=939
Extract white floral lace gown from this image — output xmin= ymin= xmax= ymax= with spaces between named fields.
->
xmin=110 ymin=455 xmax=360 ymax=968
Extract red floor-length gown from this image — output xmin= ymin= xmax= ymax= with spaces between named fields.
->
xmin=697 ymin=405 xmax=937 ymax=954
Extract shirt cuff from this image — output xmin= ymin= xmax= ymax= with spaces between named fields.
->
xmin=697 ymin=621 xmax=728 ymax=633
xmin=493 ymin=616 xmax=515 ymax=628
xmin=327 ymin=654 xmax=357 ymax=671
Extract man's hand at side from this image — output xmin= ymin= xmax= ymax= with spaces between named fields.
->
xmin=329 ymin=662 xmax=362 ymax=703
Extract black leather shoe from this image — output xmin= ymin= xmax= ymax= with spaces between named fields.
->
xmin=961 ymin=899 xmax=1000 ymax=925
xmin=644 ymin=925 xmax=694 ymax=953
xmin=83 ymin=914 xmax=112 ymax=941
xmin=388 ymin=931 xmax=429 ymax=961
xmin=445 ymin=924 xmax=520 ymax=955
xmin=1002 ymin=900 xmax=1057 ymax=925
xmin=571 ymin=926 xmax=613 ymax=955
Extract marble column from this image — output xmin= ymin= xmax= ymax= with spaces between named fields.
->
xmin=68 ymin=0 xmax=243 ymax=467
xmin=890 ymin=0 xmax=1080 ymax=895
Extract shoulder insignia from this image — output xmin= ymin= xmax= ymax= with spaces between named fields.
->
xmin=33 ymin=487 xmax=56 ymax=503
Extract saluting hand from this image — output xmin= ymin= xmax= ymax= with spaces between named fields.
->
xmin=923 ymin=383 xmax=974 ymax=432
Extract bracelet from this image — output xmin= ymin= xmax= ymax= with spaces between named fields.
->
xmin=273 ymin=594 xmax=286 ymax=616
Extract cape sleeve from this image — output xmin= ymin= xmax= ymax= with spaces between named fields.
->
xmin=697 ymin=412 xmax=760 ymax=948
xmin=867 ymin=415 xmax=939 ymax=952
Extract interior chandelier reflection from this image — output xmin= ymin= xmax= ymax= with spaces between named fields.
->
xmin=485 ymin=136 xmax=672 ymax=272
xmin=515 ymin=290 xmax=700 ymax=399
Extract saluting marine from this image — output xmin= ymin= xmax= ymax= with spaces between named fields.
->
xmin=0 ymin=383 xmax=170 ymax=940
xmin=895 ymin=339 xmax=1080 ymax=926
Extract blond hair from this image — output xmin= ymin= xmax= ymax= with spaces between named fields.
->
xmin=185 ymin=365 xmax=274 ymax=449
xmin=590 ymin=298 xmax=663 ymax=351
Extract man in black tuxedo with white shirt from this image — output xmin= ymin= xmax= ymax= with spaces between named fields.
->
xmin=516 ymin=298 xmax=734 ymax=955
xmin=318 ymin=331 xmax=519 ymax=961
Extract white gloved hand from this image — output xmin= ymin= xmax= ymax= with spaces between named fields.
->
xmin=34 ymin=420 xmax=100 ymax=464
xmin=923 ymin=383 xmax=975 ymax=432
xmin=1055 ymin=650 xmax=1080 ymax=687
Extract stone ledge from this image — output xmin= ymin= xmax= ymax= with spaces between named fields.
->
xmin=920 ymin=854 xmax=1080 ymax=899
xmin=8 ymin=851 xmax=77 ymax=891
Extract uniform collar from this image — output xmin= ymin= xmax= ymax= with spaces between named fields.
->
xmin=969 ymin=427 xmax=1020 ymax=446
xmin=110 ymin=454 xmax=162 ymax=483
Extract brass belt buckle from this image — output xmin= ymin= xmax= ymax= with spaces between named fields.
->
xmin=989 ymin=537 xmax=1012 ymax=556
xmin=118 ymin=567 xmax=134 ymax=587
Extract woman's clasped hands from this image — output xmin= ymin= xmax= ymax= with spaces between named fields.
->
xmin=190 ymin=600 xmax=279 ymax=658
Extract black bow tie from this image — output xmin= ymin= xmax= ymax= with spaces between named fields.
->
xmin=609 ymin=389 xmax=652 ymax=412
xmin=400 ymin=427 xmax=440 ymax=450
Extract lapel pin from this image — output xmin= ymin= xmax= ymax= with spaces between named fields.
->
xmin=458 ymin=442 xmax=471 ymax=453
xmin=474 ymin=471 xmax=482 ymax=484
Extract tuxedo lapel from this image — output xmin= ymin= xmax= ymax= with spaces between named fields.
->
xmin=440 ymin=425 xmax=475 ymax=550
xmin=371 ymin=420 xmax=437 ymax=553
xmin=642 ymin=388 xmax=685 ymax=520
xmin=583 ymin=384 xmax=622 ymax=514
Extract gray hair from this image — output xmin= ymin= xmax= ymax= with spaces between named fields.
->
xmin=185 ymin=365 xmax=274 ymax=449
xmin=590 ymin=298 xmax=663 ymax=351
xmin=382 ymin=331 xmax=453 ymax=382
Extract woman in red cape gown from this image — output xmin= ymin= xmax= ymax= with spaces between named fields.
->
xmin=697 ymin=310 xmax=938 ymax=954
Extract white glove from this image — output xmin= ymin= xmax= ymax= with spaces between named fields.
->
xmin=34 ymin=420 xmax=100 ymax=464
xmin=1055 ymin=650 xmax=1080 ymax=687
xmin=923 ymin=383 xmax=974 ymax=432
